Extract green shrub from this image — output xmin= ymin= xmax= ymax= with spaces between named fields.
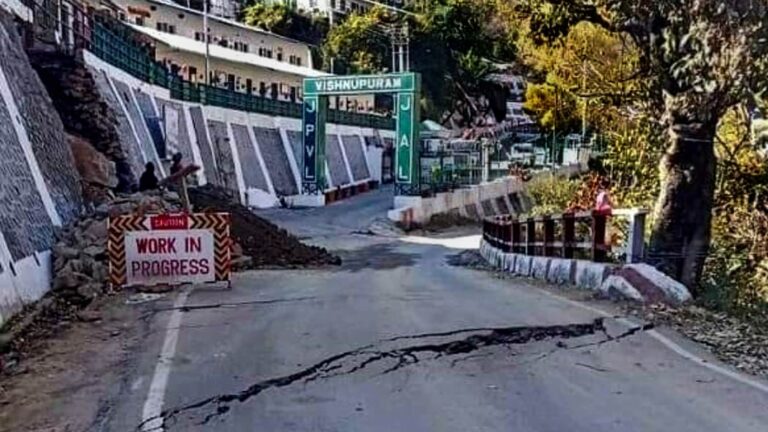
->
xmin=526 ymin=174 xmax=580 ymax=216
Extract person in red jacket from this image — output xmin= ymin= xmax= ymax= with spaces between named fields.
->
xmin=595 ymin=178 xmax=613 ymax=215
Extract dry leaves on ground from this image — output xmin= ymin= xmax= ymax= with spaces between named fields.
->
xmin=630 ymin=303 xmax=768 ymax=378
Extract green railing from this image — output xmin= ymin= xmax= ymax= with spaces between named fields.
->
xmin=90 ymin=19 xmax=395 ymax=130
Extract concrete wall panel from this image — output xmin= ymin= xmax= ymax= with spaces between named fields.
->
xmin=231 ymin=123 xmax=269 ymax=192
xmin=341 ymin=134 xmax=370 ymax=181
xmin=253 ymin=126 xmax=298 ymax=196
xmin=325 ymin=134 xmax=350 ymax=186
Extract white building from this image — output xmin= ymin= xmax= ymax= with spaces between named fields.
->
xmin=277 ymin=0 xmax=410 ymax=19
xmin=113 ymin=0 xmax=374 ymax=110
xmin=165 ymin=0 xmax=241 ymax=20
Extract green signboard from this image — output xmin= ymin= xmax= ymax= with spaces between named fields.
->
xmin=302 ymin=96 xmax=326 ymax=190
xmin=395 ymin=92 xmax=420 ymax=184
xmin=304 ymin=73 xmax=417 ymax=96
xmin=301 ymin=73 xmax=421 ymax=197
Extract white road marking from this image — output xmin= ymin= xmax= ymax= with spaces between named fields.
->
xmin=538 ymin=289 xmax=768 ymax=395
xmin=141 ymin=286 xmax=192 ymax=431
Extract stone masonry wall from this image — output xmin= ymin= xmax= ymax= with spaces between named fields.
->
xmin=0 ymin=12 xmax=82 ymax=221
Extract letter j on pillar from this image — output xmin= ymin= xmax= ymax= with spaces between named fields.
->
xmin=303 ymin=96 xmax=318 ymax=182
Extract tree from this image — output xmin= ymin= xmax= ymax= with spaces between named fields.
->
xmin=322 ymin=0 xmax=519 ymax=124
xmin=522 ymin=0 xmax=768 ymax=291
xmin=241 ymin=3 xmax=291 ymax=32
xmin=517 ymin=21 xmax=644 ymax=134
xmin=523 ymin=79 xmax=579 ymax=132
xmin=323 ymin=6 xmax=392 ymax=73
xmin=240 ymin=2 xmax=328 ymax=45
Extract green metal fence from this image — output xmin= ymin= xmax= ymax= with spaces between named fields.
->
xmin=90 ymin=19 xmax=395 ymax=130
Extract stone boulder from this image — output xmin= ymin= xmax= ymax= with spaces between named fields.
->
xmin=68 ymin=134 xmax=117 ymax=188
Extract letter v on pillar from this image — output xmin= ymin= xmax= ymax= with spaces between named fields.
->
xmin=301 ymin=95 xmax=326 ymax=193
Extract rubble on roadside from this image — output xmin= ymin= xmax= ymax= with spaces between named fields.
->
xmin=0 ymin=191 xmax=182 ymax=363
xmin=628 ymin=303 xmax=768 ymax=378
xmin=51 ymin=190 xmax=182 ymax=305
xmin=2 ymin=185 xmax=339 ymax=371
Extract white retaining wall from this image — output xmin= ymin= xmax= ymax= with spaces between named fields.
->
xmin=0 ymin=48 xmax=63 ymax=326
xmin=84 ymin=51 xmax=390 ymax=208
xmin=388 ymin=163 xmax=586 ymax=225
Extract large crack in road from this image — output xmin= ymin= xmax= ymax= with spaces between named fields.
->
xmin=138 ymin=318 xmax=653 ymax=431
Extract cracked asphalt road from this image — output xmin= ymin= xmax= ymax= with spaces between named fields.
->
xmin=106 ymin=187 xmax=768 ymax=432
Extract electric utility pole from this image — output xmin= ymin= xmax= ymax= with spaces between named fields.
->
xmin=204 ymin=0 xmax=210 ymax=85
xmin=388 ymin=22 xmax=409 ymax=72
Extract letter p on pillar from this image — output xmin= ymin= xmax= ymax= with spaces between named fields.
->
xmin=305 ymin=124 xmax=315 ymax=136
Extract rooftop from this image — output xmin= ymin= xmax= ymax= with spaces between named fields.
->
xmin=130 ymin=0 xmax=310 ymax=46
xmin=130 ymin=24 xmax=331 ymax=78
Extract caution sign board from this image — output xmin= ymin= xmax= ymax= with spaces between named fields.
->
xmin=108 ymin=213 xmax=230 ymax=287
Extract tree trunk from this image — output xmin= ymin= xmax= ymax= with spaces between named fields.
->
xmin=649 ymin=119 xmax=718 ymax=294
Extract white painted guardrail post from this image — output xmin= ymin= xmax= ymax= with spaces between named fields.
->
xmin=612 ymin=208 xmax=648 ymax=264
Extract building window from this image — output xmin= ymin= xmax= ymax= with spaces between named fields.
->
xmin=156 ymin=22 xmax=173 ymax=33
xmin=135 ymin=16 xmax=144 ymax=26
xmin=194 ymin=31 xmax=204 ymax=41
xmin=178 ymin=13 xmax=184 ymax=19
xmin=277 ymin=47 xmax=283 ymax=62
xmin=242 ymin=43 xmax=249 ymax=52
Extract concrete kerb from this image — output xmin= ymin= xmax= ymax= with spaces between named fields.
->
xmin=479 ymin=239 xmax=692 ymax=304
xmin=514 ymin=254 xmax=532 ymax=276
xmin=530 ymin=256 xmax=550 ymax=280
xmin=626 ymin=263 xmax=692 ymax=305
xmin=547 ymin=258 xmax=575 ymax=285
xmin=574 ymin=261 xmax=613 ymax=291
xmin=479 ymin=239 xmax=623 ymax=299
xmin=599 ymin=275 xmax=645 ymax=302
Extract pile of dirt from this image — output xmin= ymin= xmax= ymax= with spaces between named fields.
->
xmin=188 ymin=185 xmax=340 ymax=268
xmin=629 ymin=303 xmax=768 ymax=378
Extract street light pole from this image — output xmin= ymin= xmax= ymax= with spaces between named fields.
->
xmin=329 ymin=5 xmax=335 ymax=73
xmin=204 ymin=0 xmax=210 ymax=85
xmin=581 ymin=59 xmax=587 ymax=144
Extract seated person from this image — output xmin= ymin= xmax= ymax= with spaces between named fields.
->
xmin=139 ymin=162 xmax=159 ymax=192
